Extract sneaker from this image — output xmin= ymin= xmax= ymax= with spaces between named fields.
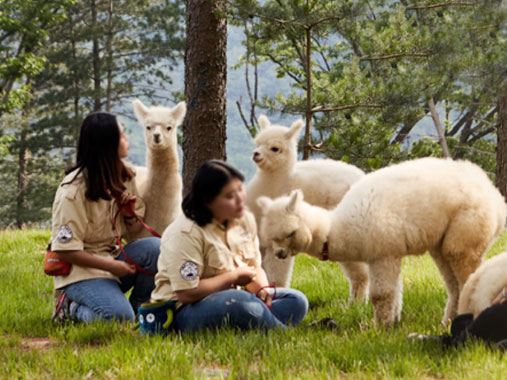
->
xmin=52 ymin=291 xmax=72 ymax=323
xmin=308 ymin=317 xmax=338 ymax=329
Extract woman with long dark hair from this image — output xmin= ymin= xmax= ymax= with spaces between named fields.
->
xmin=149 ymin=160 xmax=308 ymax=333
xmin=51 ymin=112 xmax=160 ymax=323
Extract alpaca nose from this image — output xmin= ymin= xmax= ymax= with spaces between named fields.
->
xmin=153 ymin=133 xmax=161 ymax=144
xmin=253 ymin=151 xmax=262 ymax=163
xmin=275 ymin=248 xmax=288 ymax=259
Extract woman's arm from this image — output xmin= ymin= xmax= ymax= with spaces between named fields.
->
xmin=245 ymin=266 xmax=273 ymax=308
xmin=492 ymin=287 xmax=507 ymax=305
xmin=55 ymin=250 xmax=136 ymax=277
xmin=175 ymin=266 xmax=256 ymax=304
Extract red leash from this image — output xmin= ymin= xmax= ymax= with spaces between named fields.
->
xmin=111 ymin=200 xmax=161 ymax=276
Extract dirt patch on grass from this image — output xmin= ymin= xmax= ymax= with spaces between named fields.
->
xmin=20 ymin=337 xmax=55 ymax=351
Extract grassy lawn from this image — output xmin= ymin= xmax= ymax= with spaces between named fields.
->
xmin=1 ymin=229 xmax=506 ymax=379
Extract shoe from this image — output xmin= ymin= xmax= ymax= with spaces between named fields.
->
xmin=308 ymin=317 xmax=338 ymax=329
xmin=52 ymin=291 xmax=72 ymax=323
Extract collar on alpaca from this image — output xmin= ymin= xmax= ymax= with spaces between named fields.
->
xmin=321 ymin=241 xmax=329 ymax=261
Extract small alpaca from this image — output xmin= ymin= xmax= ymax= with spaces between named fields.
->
xmin=458 ymin=252 xmax=507 ymax=318
xmin=126 ymin=99 xmax=186 ymax=241
xmin=257 ymin=158 xmax=507 ymax=325
xmin=246 ymin=115 xmax=367 ymax=299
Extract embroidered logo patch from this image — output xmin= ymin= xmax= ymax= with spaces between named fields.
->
xmin=56 ymin=225 xmax=73 ymax=243
xmin=180 ymin=261 xmax=198 ymax=281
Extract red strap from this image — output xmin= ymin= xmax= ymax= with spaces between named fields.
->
xmin=256 ymin=284 xmax=277 ymax=310
xmin=110 ymin=200 xmax=160 ymax=276
xmin=122 ymin=201 xmax=161 ymax=238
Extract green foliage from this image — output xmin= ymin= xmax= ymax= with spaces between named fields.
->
xmin=1 ymin=230 xmax=507 ymax=378
xmin=0 ymin=0 xmax=185 ymax=228
xmin=229 ymin=0 xmax=506 ymax=171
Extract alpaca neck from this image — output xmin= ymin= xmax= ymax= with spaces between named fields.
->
xmin=146 ymin=144 xmax=179 ymax=173
xmin=301 ymin=205 xmax=332 ymax=259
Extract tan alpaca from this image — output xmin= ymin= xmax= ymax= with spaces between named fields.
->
xmin=126 ymin=99 xmax=185 ymax=241
xmin=258 ymin=158 xmax=506 ymax=325
xmin=458 ymin=252 xmax=507 ymax=317
xmin=246 ymin=115 xmax=367 ymax=300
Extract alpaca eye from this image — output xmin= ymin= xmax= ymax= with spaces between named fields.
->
xmin=287 ymin=231 xmax=295 ymax=239
xmin=146 ymin=125 xmax=151 ymax=130
xmin=271 ymin=147 xmax=279 ymax=152
xmin=167 ymin=125 xmax=172 ymax=131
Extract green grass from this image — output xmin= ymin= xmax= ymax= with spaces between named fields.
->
xmin=1 ymin=229 xmax=507 ymax=379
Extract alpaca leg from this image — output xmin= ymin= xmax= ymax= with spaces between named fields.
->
xmin=261 ymin=247 xmax=295 ymax=288
xmin=368 ymin=258 xmax=402 ymax=325
xmin=429 ymin=249 xmax=461 ymax=325
xmin=339 ymin=261 xmax=369 ymax=303
xmin=393 ymin=274 xmax=403 ymax=322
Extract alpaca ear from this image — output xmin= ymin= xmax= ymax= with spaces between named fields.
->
xmin=257 ymin=196 xmax=273 ymax=213
xmin=257 ymin=115 xmax=270 ymax=131
xmin=172 ymin=101 xmax=187 ymax=126
xmin=286 ymin=119 xmax=304 ymax=140
xmin=132 ymin=99 xmax=149 ymax=123
xmin=286 ymin=190 xmax=303 ymax=213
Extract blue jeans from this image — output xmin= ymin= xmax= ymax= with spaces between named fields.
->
xmin=174 ymin=288 xmax=308 ymax=333
xmin=64 ymin=237 xmax=160 ymax=323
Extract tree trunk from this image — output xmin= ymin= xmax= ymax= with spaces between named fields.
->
xmin=91 ymin=0 xmax=101 ymax=112
xmin=428 ymin=97 xmax=451 ymax=158
xmin=303 ymin=26 xmax=312 ymax=160
xmin=105 ymin=0 xmax=114 ymax=112
xmin=496 ymin=79 xmax=507 ymax=199
xmin=182 ymin=0 xmax=227 ymax=194
xmin=15 ymin=128 xmax=29 ymax=229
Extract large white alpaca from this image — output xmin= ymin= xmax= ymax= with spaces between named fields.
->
xmin=257 ymin=158 xmax=506 ymax=325
xmin=458 ymin=252 xmax=507 ymax=318
xmin=126 ymin=99 xmax=186 ymax=241
xmin=246 ymin=115 xmax=367 ymax=299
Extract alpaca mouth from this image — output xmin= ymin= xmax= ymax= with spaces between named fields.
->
xmin=253 ymin=156 xmax=262 ymax=163
xmin=154 ymin=136 xmax=161 ymax=144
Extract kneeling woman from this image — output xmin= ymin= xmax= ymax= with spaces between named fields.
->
xmin=51 ymin=113 xmax=160 ymax=323
xmin=150 ymin=160 xmax=308 ymax=333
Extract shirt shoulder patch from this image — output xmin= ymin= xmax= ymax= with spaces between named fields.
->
xmin=56 ymin=225 xmax=73 ymax=243
xmin=179 ymin=261 xmax=198 ymax=281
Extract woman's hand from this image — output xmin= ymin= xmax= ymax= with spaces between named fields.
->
xmin=256 ymin=287 xmax=273 ymax=309
xmin=232 ymin=266 xmax=257 ymax=286
xmin=108 ymin=260 xmax=136 ymax=277
xmin=491 ymin=287 xmax=507 ymax=305
xmin=118 ymin=192 xmax=136 ymax=216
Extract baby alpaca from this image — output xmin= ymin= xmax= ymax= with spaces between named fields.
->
xmin=127 ymin=99 xmax=186 ymax=241
xmin=458 ymin=252 xmax=507 ymax=318
xmin=246 ymin=115 xmax=367 ymax=299
xmin=258 ymin=158 xmax=506 ymax=325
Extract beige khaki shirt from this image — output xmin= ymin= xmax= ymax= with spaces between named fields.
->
xmin=51 ymin=167 xmax=145 ymax=289
xmin=151 ymin=210 xmax=261 ymax=303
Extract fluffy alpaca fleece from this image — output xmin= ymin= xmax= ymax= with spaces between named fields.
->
xmin=126 ymin=99 xmax=186 ymax=241
xmin=458 ymin=252 xmax=507 ymax=318
xmin=246 ymin=115 xmax=367 ymax=298
xmin=257 ymin=158 xmax=507 ymax=325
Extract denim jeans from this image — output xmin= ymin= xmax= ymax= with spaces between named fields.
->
xmin=174 ymin=288 xmax=309 ymax=333
xmin=64 ymin=237 xmax=160 ymax=323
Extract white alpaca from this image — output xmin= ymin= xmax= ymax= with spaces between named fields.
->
xmin=458 ymin=252 xmax=507 ymax=318
xmin=127 ymin=99 xmax=186 ymax=241
xmin=246 ymin=115 xmax=367 ymax=299
xmin=257 ymin=158 xmax=506 ymax=325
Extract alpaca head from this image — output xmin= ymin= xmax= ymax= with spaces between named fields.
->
xmin=252 ymin=115 xmax=304 ymax=172
xmin=257 ymin=190 xmax=312 ymax=259
xmin=132 ymin=99 xmax=186 ymax=151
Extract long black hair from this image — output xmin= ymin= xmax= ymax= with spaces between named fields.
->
xmin=183 ymin=160 xmax=245 ymax=226
xmin=63 ymin=112 xmax=133 ymax=201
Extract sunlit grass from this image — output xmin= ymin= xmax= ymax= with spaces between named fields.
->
xmin=1 ymin=229 xmax=506 ymax=379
